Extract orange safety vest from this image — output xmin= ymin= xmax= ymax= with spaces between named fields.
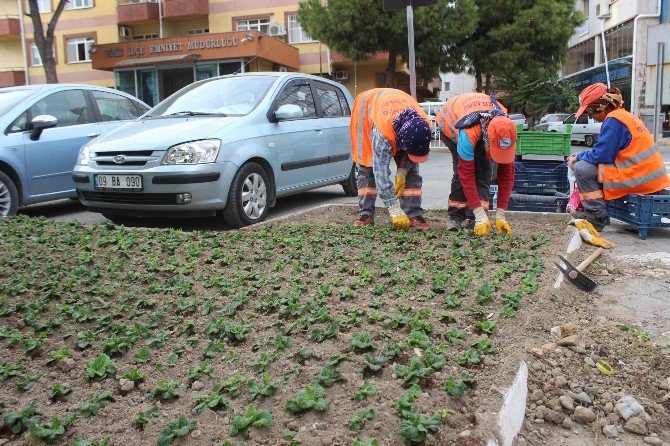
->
xmin=597 ymin=108 xmax=670 ymax=200
xmin=435 ymin=93 xmax=508 ymax=147
xmin=350 ymin=88 xmax=431 ymax=167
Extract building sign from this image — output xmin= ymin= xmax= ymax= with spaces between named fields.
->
xmin=577 ymin=23 xmax=589 ymax=37
xmin=91 ymin=30 xmax=299 ymax=71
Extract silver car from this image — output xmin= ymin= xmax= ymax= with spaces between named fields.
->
xmin=508 ymin=113 xmax=528 ymax=131
xmin=534 ymin=113 xmax=570 ymax=132
xmin=74 ymin=73 xmax=357 ymax=227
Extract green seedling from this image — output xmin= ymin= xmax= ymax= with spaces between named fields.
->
xmin=229 ymin=404 xmax=272 ymax=439
xmin=73 ymin=436 xmax=110 ymax=446
xmin=45 ymin=346 xmax=70 ymax=365
xmin=79 ymin=391 xmax=115 ymax=417
xmin=85 ymin=353 xmax=117 ymax=381
xmin=27 ymin=413 xmax=76 ymax=444
xmin=354 ymin=438 xmax=379 ymax=446
xmin=222 ymin=375 xmax=247 ymax=398
xmin=135 ymin=405 xmax=159 ymax=431
xmin=351 ymin=331 xmax=375 ymax=352
xmin=50 ymin=383 xmax=72 ymax=401
xmin=248 ymin=372 xmax=277 ymax=400
xmin=150 ymin=380 xmax=182 ymax=400
xmin=3 ymin=401 xmax=42 ymax=435
xmin=285 ymin=383 xmax=329 ymax=414
xmin=157 ymin=414 xmax=196 ymax=446
xmin=348 ymin=408 xmax=375 ymax=432
xmin=353 ymin=380 xmax=377 ymax=402
xmin=315 ymin=363 xmax=346 ymax=387
xmin=192 ymin=384 xmax=229 ymax=413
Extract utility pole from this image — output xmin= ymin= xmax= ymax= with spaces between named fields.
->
xmin=383 ymin=0 xmax=437 ymax=99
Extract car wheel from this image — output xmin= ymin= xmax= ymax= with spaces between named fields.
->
xmin=223 ymin=162 xmax=270 ymax=228
xmin=585 ymin=135 xmax=595 ymax=147
xmin=340 ymin=164 xmax=358 ymax=197
xmin=0 ymin=171 xmax=19 ymax=217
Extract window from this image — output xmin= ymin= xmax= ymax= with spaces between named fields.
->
xmin=287 ymin=14 xmax=312 ymax=44
xmin=576 ymin=115 xmax=588 ymax=125
xmin=31 ymin=0 xmax=51 ymax=13
xmin=188 ymin=28 xmax=209 ymax=35
xmin=582 ymin=0 xmax=589 ymax=15
xmin=336 ymin=90 xmax=350 ymax=116
xmin=29 ymin=90 xmax=91 ymax=128
xmin=236 ymin=18 xmax=270 ymax=34
xmin=444 ymin=82 xmax=451 ymax=92
xmin=67 ymin=36 xmax=94 ymax=63
xmin=30 ymin=42 xmax=43 ymax=66
xmin=132 ymin=34 xmax=159 ymax=40
xmin=275 ymin=82 xmax=316 ymax=119
xmin=92 ymin=91 xmax=144 ymax=122
xmin=316 ymin=83 xmax=343 ymax=118
xmin=65 ymin=0 xmax=93 ymax=9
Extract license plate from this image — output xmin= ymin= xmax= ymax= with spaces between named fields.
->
xmin=94 ymin=174 xmax=142 ymax=190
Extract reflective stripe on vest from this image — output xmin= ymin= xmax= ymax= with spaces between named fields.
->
xmin=598 ymin=108 xmax=670 ymax=199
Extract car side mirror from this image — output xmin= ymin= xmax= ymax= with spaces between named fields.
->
xmin=30 ymin=114 xmax=57 ymax=141
xmin=274 ymin=104 xmax=303 ymax=121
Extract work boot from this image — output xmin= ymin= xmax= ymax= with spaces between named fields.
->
xmin=354 ymin=215 xmax=375 ymax=226
xmin=569 ymin=210 xmax=607 ymax=232
xmin=409 ymin=215 xmax=431 ymax=230
xmin=461 ymin=218 xmax=476 ymax=230
xmin=446 ymin=218 xmax=462 ymax=232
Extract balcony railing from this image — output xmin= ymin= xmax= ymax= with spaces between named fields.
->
xmin=163 ymin=0 xmax=208 ymax=19
xmin=0 ymin=15 xmax=20 ymax=37
xmin=117 ymin=0 xmax=159 ymax=24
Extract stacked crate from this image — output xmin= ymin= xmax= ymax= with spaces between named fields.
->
xmin=490 ymin=124 xmax=572 ymax=212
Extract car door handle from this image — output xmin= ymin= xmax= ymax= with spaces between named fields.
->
xmin=87 ymin=132 xmax=101 ymax=138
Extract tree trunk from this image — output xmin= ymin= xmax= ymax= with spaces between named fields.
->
xmin=26 ymin=0 xmax=69 ymax=84
xmin=475 ymin=70 xmax=483 ymax=92
xmin=485 ymin=73 xmax=491 ymax=94
xmin=385 ymin=48 xmax=397 ymax=88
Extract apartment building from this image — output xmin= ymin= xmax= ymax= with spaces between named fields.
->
xmin=1 ymin=0 xmax=439 ymax=105
xmin=562 ymin=0 xmax=666 ymax=124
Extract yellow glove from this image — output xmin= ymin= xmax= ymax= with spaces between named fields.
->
xmin=394 ymin=175 xmax=406 ymax=200
xmin=389 ymin=204 xmax=410 ymax=229
xmin=494 ymin=208 xmax=512 ymax=234
xmin=570 ymin=219 xmax=616 ymax=249
xmin=473 ymin=207 xmax=491 ymax=237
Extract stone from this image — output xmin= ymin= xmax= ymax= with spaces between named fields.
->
xmin=531 ymin=389 xmax=543 ymax=402
xmin=584 ymin=357 xmax=596 ymax=367
xmin=573 ymin=406 xmax=596 ymax=424
xmin=644 ymin=437 xmax=663 ymax=446
xmin=559 ymin=395 xmax=575 ymax=411
xmin=617 ymin=395 xmax=646 ymax=421
xmin=624 ymin=416 xmax=648 ymax=435
xmin=543 ymin=409 xmax=564 ymax=425
xmin=561 ymin=418 xmax=574 ymax=430
xmin=191 ymin=380 xmax=204 ymax=391
xmin=602 ymin=424 xmax=618 ymax=438
xmin=566 ymin=391 xmax=593 ymax=405
xmin=555 ymin=375 xmax=568 ymax=388
xmin=56 ymin=357 xmax=75 ymax=372
xmin=119 ymin=379 xmax=134 ymax=393
xmin=0 ymin=439 xmax=8 ymax=446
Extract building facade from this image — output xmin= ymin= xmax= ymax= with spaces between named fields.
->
xmin=562 ymin=0 xmax=663 ymax=128
xmin=1 ymin=0 xmax=440 ymax=105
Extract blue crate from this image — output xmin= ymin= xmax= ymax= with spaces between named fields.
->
xmin=513 ymin=160 xmax=569 ymax=196
xmin=490 ymin=185 xmax=568 ymax=213
xmin=607 ymin=193 xmax=670 ymax=240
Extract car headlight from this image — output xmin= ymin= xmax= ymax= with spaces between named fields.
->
xmin=162 ymin=139 xmax=220 ymax=165
xmin=77 ymin=146 xmax=90 ymax=165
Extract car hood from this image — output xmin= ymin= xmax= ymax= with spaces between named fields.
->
xmin=88 ymin=116 xmax=240 ymax=152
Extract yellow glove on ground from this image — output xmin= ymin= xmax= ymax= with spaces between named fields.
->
xmin=394 ymin=168 xmax=408 ymax=200
xmin=494 ymin=208 xmax=512 ymax=234
xmin=389 ymin=204 xmax=410 ymax=229
xmin=473 ymin=207 xmax=491 ymax=237
xmin=570 ymin=219 xmax=615 ymax=249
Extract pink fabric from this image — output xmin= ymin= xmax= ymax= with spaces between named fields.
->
xmin=567 ymin=186 xmax=584 ymax=213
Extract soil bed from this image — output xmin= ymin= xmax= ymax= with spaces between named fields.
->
xmin=0 ymin=206 xmax=668 ymax=446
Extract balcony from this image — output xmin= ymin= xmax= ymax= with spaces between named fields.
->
xmin=163 ymin=0 xmax=208 ymax=20
xmin=0 ymin=70 xmax=26 ymax=87
xmin=117 ymin=0 xmax=159 ymax=25
xmin=0 ymin=16 xmax=20 ymax=38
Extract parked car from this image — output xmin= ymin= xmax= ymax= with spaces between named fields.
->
xmin=508 ymin=113 xmax=528 ymax=130
xmin=420 ymin=101 xmax=445 ymax=140
xmin=0 ymin=84 xmax=150 ymax=217
xmin=545 ymin=113 xmax=602 ymax=146
xmin=534 ymin=113 xmax=570 ymax=132
xmin=74 ymin=73 xmax=357 ymax=227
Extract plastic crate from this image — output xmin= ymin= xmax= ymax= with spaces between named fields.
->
xmin=490 ymin=185 xmax=568 ymax=213
xmin=513 ymin=160 xmax=569 ymax=196
xmin=607 ymin=193 xmax=670 ymax=240
xmin=515 ymin=124 xmax=572 ymax=157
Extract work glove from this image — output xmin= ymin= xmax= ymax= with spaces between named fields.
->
xmin=569 ymin=219 xmax=616 ymax=249
xmin=473 ymin=207 xmax=491 ymax=237
xmin=394 ymin=168 xmax=408 ymax=200
xmin=389 ymin=204 xmax=410 ymax=229
xmin=494 ymin=208 xmax=512 ymax=234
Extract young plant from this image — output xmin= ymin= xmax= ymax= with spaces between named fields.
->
xmin=50 ymin=383 xmax=72 ymax=401
xmin=354 ymin=438 xmax=379 ymax=446
xmin=247 ymin=372 xmax=277 ymax=400
xmin=79 ymin=391 xmax=115 ymax=417
xmin=157 ymin=414 xmax=196 ymax=446
xmin=135 ymin=406 xmax=159 ymax=431
xmin=222 ymin=375 xmax=247 ymax=398
xmin=398 ymin=411 xmax=442 ymax=443
xmin=45 ymin=346 xmax=70 ymax=365
xmin=192 ymin=384 xmax=229 ymax=413
xmin=150 ymin=380 xmax=182 ymax=401
xmin=133 ymin=346 xmax=152 ymax=364
xmin=348 ymin=408 xmax=375 ymax=432
xmin=188 ymin=359 xmax=213 ymax=381
xmin=85 ymin=353 xmax=117 ymax=381
xmin=353 ymin=380 xmax=377 ymax=402
xmin=473 ymin=320 xmax=498 ymax=334
xmin=3 ymin=401 xmax=42 ymax=435
xmin=73 ymin=436 xmax=110 ymax=446
xmin=117 ymin=368 xmax=145 ymax=383
xmin=351 ymin=331 xmax=375 ymax=352
xmin=315 ymin=363 xmax=346 ymax=387
xmin=27 ymin=413 xmax=77 ymax=444
xmin=229 ymin=404 xmax=272 ymax=439
xmin=285 ymin=383 xmax=329 ymax=414
xmin=249 ymin=352 xmax=277 ymax=373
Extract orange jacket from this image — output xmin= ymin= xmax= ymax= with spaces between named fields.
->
xmin=597 ymin=108 xmax=670 ymax=200
xmin=350 ymin=88 xmax=431 ymax=167
xmin=435 ymin=93 xmax=508 ymax=149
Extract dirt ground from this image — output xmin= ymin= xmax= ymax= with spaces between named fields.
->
xmin=0 ymin=206 xmax=668 ymax=446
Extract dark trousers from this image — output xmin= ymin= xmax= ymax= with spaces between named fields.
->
xmin=441 ymin=133 xmax=492 ymax=221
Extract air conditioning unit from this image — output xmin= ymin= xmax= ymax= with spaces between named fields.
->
xmin=267 ymin=23 xmax=286 ymax=37
xmin=334 ymin=70 xmax=349 ymax=81
xmin=119 ymin=26 xmax=132 ymax=38
xmin=596 ymin=0 xmax=611 ymax=19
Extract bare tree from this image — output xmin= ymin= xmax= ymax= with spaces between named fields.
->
xmin=26 ymin=0 xmax=69 ymax=83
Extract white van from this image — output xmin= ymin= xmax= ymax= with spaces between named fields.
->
xmin=546 ymin=113 xmax=601 ymax=146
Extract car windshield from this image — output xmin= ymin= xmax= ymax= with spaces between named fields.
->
xmin=548 ymin=114 xmax=568 ymax=122
xmin=147 ymin=76 xmax=275 ymax=118
xmin=0 ymin=89 xmax=35 ymax=116
xmin=509 ymin=114 xmax=524 ymax=120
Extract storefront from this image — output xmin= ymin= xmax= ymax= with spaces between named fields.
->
xmin=561 ymin=56 xmax=633 ymax=112
xmin=91 ymin=31 xmax=299 ymax=107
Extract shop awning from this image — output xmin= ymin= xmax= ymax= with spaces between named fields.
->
xmin=115 ymin=54 xmax=201 ymax=68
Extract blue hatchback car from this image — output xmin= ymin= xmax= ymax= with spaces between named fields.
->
xmin=74 ymin=73 xmax=357 ymax=227
xmin=0 ymin=84 xmax=149 ymax=216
